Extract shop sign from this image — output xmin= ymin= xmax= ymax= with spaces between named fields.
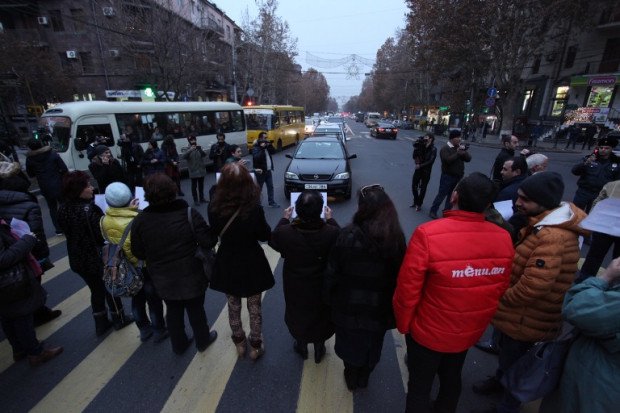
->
xmin=105 ymin=90 xmax=142 ymax=98
xmin=588 ymin=76 xmax=617 ymax=86
xmin=565 ymin=107 xmax=610 ymax=124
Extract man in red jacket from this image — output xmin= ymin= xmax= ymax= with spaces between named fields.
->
xmin=393 ymin=172 xmax=514 ymax=413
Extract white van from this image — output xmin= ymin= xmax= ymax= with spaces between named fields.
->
xmin=364 ymin=112 xmax=381 ymax=128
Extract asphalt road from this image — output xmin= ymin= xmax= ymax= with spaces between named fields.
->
xmin=0 ymin=121 xmax=600 ymax=413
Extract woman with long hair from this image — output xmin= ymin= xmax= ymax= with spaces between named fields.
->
xmin=57 ymin=171 xmax=133 ymax=336
xmin=161 ymin=135 xmax=184 ymax=196
xmin=208 ymin=162 xmax=274 ymax=360
xmin=325 ymin=184 xmax=406 ymax=390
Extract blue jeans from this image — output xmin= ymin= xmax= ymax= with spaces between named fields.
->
xmin=132 ymin=277 xmax=165 ymax=334
xmin=430 ymin=174 xmax=461 ymax=215
xmin=0 ymin=314 xmax=42 ymax=356
xmin=495 ymin=333 xmax=534 ymax=413
xmin=256 ymin=170 xmax=276 ymax=205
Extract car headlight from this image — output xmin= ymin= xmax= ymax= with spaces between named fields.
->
xmin=334 ymin=172 xmax=350 ymax=179
xmin=285 ymin=171 xmax=299 ymax=180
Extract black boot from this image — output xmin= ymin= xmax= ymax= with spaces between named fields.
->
xmin=294 ymin=340 xmax=308 ymax=360
xmin=313 ymin=341 xmax=326 ymax=364
xmin=94 ymin=311 xmax=112 ymax=337
xmin=110 ymin=311 xmax=134 ymax=331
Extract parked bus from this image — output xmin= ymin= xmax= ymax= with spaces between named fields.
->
xmin=243 ymin=105 xmax=305 ymax=151
xmin=38 ymin=101 xmax=246 ymax=172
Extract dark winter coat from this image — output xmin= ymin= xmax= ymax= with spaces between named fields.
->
xmin=571 ymin=154 xmax=620 ymax=195
xmin=439 ymin=142 xmax=471 ymax=178
xmin=415 ymin=144 xmax=437 ymax=172
xmin=492 ymin=147 xmax=515 ymax=182
xmin=131 ymin=199 xmax=215 ymax=301
xmin=495 ymin=173 xmax=527 ymax=203
xmin=141 ymin=148 xmax=165 ymax=177
xmin=252 ymin=142 xmax=276 ymax=172
xmin=270 ymin=217 xmax=339 ymax=342
xmin=57 ymin=199 xmax=104 ymax=275
xmin=209 ymin=142 xmax=231 ymax=172
xmin=0 ymin=190 xmax=49 ymax=260
xmin=325 ymin=224 xmax=404 ymax=333
xmin=0 ymin=225 xmax=43 ymax=318
xmin=208 ymin=204 xmax=274 ymax=297
xmin=25 ymin=146 xmax=68 ymax=199
xmin=88 ymin=158 xmax=125 ymax=194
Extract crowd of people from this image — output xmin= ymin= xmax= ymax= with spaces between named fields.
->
xmin=0 ymin=126 xmax=618 ymax=413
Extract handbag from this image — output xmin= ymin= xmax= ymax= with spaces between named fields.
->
xmin=101 ymin=221 xmax=144 ymax=297
xmin=187 ymin=207 xmax=239 ymax=281
xmin=0 ymin=261 xmax=31 ymax=304
xmin=500 ymin=325 xmax=575 ymax=403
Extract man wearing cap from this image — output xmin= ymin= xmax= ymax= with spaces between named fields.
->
xmin=571 ymin=134 xmax=620 ymax=213
xmin=88 ymin=145 xmax=125 ymax=194
xmin=428 ymin=130 xmax=471 ymax=219
xmin=473 ymin=172 xmax=589 ymax=413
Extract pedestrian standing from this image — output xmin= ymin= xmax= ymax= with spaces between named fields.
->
xmin=88 ymin=145 xmax=125 ymax=194
xmin=252 ymin=132 xmax=280 ymax=208
xmin=118 ymin=132 xmax=144 ymax=191
xmin=131 ymin=174 xmax=217 ymax=355
xmin=410 ymin=133 xmax=437 ymax=211
xmin=208 ymin=162 xmax=274 ymax=361
xmin=428 ymin=130 xmax=471 ymax=219
xmin=270 ymin=190 xmax=339 ymax=363
xmin=209 ymin=132 xmax=231 ymax=173
xmin=57 ymin=171 xmax=134 ymax=336
xmin=161 ymin=135 xmax=184 ymax=196
xmin=325 ymin=184 xmax=406 ymax=391
xmin=394 ymin=173 xmax=514 ymax=413
xmin=181 ymin=135 xmax=207 ymax=206
xmin=25 ymin=138 xmax=68 ymax=235
xmin=141 ymin=139 xmax=165 ymax=178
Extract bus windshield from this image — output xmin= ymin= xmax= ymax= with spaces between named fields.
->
xmin=245 ymin=112 xmax=276 ymax=131
xmin=37 ymin=116 xmax=71 ymax=152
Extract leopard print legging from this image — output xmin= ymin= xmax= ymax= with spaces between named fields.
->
xmin=226 ymin=294 xmax=262 ymax=348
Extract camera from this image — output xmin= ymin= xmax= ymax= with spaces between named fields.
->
xmin=459 ymin=143 xmax=470 ymax=151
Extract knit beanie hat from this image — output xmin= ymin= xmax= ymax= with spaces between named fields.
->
xmin=519 ymin=171 xmax=564 ymax=209
xmin=105 ymin=182 xmax=132 ymax=207
xmin=95 ymin=145 xmax=110 ymax=156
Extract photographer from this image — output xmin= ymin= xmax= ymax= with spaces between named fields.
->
xmin=181 ymin=135 xmax=207 ymax=206
xmin=410 ymin=133 xmax=437 ymax=211
xmin=252 ymin=132 xmax=280 ymax=208
xmin=428 ymin=130 xmax=472 ymax=219
xmin=209 ymin=132 xmax=230 ymax=173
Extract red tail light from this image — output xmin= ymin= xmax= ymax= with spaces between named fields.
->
xmin=394 ymin=128 xmax=399 ymax=132
xmin=379 ymin=128 xmax=385 ymax=132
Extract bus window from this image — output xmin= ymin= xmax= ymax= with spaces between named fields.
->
xmin=76 ymin=124 xmax=114 ymax=150
xmin=216 ymin=111 xmax=232 ymax=132
xmin=37 ymin=116 xmax=71 ymax=152
xmin=231 ymin=110 xmax=244 ymax=132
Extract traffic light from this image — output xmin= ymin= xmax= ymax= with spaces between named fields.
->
xmin=143 ymin=86 xmax=154 ymax=98
xmin=27 ymin=105 xmax=44 ymax=116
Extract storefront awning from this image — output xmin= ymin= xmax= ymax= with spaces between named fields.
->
xmin=570 ymin=74 xmax=619 ymax=86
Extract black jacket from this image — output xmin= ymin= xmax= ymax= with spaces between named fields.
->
xmin=89 ymin=158 xmax=125 ymax=194
xmin=495 ymin=173 xmax=527 ymax=204
xmin=208 ymin=204 xmax=274 ymax=297
xmin=572 ymin=155 xmax=620 ymax=195
xmin=324 ymin=224 xmax=404 ymax=333
xmin=491 ymin=147 xmax=515 ymax=182
xmin=270 ymin=217 xmax=340 ymax=342
xmin=209 ymin=142 xmax=231 ymax=172
xmin=131 ymin=199 xmax=215 ymax=301
xmin=439 ymin=143 xmax=471 ymax=177
xmin=57 ymin=199 xmax=104 ymax=275
xmin=415 ymin=144 xmax=437 ymax=172
xmin=25 ymin=146 xmax=68 ymax=199
xmin=252 ymin=142 xmax=276 ymax=172
xmin=0 ymin=190 xmax=49 ymax=260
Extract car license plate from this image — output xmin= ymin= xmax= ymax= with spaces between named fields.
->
xmin=305 ymin=184 xmax=327 ymax=189
xmin=385 ymin=128 xmax=392 ymax=132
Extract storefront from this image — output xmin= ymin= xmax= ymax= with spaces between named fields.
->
xmin=567 ymin=75 xmax=619 ymax=123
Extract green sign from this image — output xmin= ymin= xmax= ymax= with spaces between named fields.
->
xmin=438 ymin=106 xmax=449 ymax=111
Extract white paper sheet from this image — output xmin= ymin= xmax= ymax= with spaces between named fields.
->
xmin=493 ymin=200 xmax=514 ymax=221
xmin=135 ymin=186 xmax=149 ymax=210
xmin=10 ymin=218 xmax=31 ymax=237
xmin=290 ymin=192 xmax=327 ymax=219
xmin=579 ymin=198 xmax=620 ymax=237
xmin=94 ymin=194 xmax=108 ymax=213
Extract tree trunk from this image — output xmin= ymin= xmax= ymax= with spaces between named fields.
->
xmin=500 ymin=92 xmax=520 ymax=138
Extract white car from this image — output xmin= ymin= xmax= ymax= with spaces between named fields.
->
xmin=304 ymin=118 xmax=316 ymax=137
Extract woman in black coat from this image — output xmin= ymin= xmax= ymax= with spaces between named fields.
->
xmin=57 ymin=171 xmax=133 ymax=336
xmin=270 ymin=190 xmax=339 ymax=363
xmin=0 ymin=220 xmax=63 ymax=366
xmin=131 ymin=173 xmax=218 ymax=355
xmin=88 ymin=145 xmax=125 ymax=194
xmin=208 ymin=162 xmax=274 ymax=361
xmin=325 ymin=184 xmax=406 ymax=391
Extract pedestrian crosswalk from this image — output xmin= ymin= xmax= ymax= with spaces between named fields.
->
xmin=0 ymin=241 xmax=412 ymax=413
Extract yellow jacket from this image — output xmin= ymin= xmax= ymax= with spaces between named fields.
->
xmin=100 ymin=206 xmax=140 ymax=266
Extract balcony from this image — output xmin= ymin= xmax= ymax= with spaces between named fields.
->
xmin=597 ymin=8 xmax=620 ymax=31
xmin=201 ymin=17 xmax=223 ymax=36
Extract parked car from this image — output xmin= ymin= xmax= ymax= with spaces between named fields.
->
xmin=370 ymin=122 xmax=398 ymax=140
xmin=283 ymin=136 xmax=357 ymax=200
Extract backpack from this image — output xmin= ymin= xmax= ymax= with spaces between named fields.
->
xmin=101 ymin=220 xmax=143 ymax=297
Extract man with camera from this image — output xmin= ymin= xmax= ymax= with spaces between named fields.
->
xmin=252 ymin=132 xmax=280 ymax=208
xmin=410 ymin=133 xmax=437 ymax=211
xmin=209 ymin=132 xmax=231 ymax=173
xmin=429 ymin=130 xmax=471 ymax=219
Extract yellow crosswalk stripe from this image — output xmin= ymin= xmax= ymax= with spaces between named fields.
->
xmin=0 ymin=287 xmax=89 ymax=374
xmin=30 ymin=325 xmax=141 ymax=413
xmin=296 ymin=336 xmax=353 ymax=413
xmin=41 ymin=256 xmax=70 ymax=285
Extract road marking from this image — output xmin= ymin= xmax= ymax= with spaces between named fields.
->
xmin=296 ymin=336 xmax=353 ymax=413
xmin=162 ymin=244 xmax=279 ymax=413
xmin=30 ymin=325 xmax=141 ymax=413
xmin=41 ymin=256 xmax=70 ymax=285
xmin=47 ymin=235 xmax=66 ymax=248
xmin=0 ymin=286 xmax=90 ymax=374
xmin=392 ymin=329 xmax=408 ymax=392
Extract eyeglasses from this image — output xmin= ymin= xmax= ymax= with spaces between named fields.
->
xmin=360 ymin=184 xmax=384 ymax=198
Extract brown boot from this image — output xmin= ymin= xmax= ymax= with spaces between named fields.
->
xmin=249 ymin=336 xmax=265 ymax=361
xmin=28 ymin=345 xmax=64 ymax=367
xmin=232 ymin=334 xmax=247 ymax=358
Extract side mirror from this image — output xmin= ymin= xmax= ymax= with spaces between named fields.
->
xmin=348 ymin=154 xmax=357 ymax=159
xmin=285 ymin=154 xmax=292 ymax=159
xmin=74 ymin=136 xmax=88 ymax=151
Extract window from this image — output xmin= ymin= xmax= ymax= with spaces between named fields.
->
xmin=565 ymin=46 xmax=577 ymax=69
xmin=80 ymin=52 xmax=93 ymax=74
xmin=521 ymin=89 xmax=534 ymax=114
xmin=70 ymin=9 xmax=84 ymax=32
xmin=49 ymin=10 xmax=64 ymax=32
xmin=586 ymin=86 xmax=614 ymax=108
xmin=599 ymin=37 xmax=620 ymax=73
xmin=550 ymin=86 xmax=569 ymax=117
xmin=531 ymin=55 xmax=541 ymax=74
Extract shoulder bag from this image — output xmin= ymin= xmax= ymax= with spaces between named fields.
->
xmin=187 ymin=207 xmax=239 ymax=281
xmin=101 ymin=220 xmax=144 ymax=297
